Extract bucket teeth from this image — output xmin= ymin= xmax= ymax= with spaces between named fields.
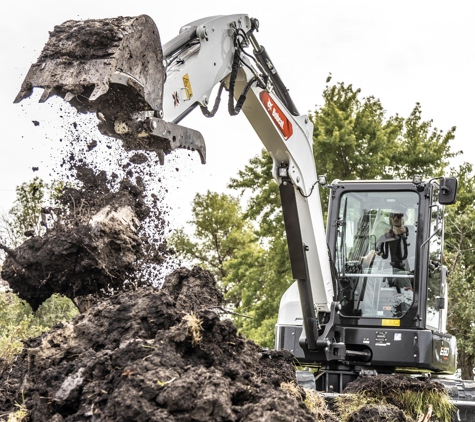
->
xmin=64 ymin=92 xmax=75 ymax=102
xmin=39 ymin=87 xmax=54 ymax=103
xmin=14 ymin=15 xmax=165 ymax=116
xmin=89 ymin=83 xmax=110 ymax=102
xmin=14 ymin=14 xmax=207 ymax=165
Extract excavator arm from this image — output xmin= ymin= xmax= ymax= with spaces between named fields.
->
xmin=15 ymin=13 xmax=337 ymax=353
xmin=162 ymin=15 xmax=339 ymax=351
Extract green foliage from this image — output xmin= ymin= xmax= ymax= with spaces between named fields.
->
xmin=0 ymin=291 xmax=78 ymax=362
xmin=311 ymin=83 xmax=458 ymax=210
xmin=312 ymin=84 xmax=458 ymax=181
xmin=444 ymin=162 xmax=475 ymax=379
xmin=169 ymin=191 xmax=253 ymax=282
xmin=223 ymin=237 xmax=292 ymax=347
xmin=311 ymin=83 xmax=402 ymax=182
xmin=8 ymin=391 xmax=28 ymax=422
xmin=229 ymin=151 xmax=281 ymax=237
xmin=399 ymin=389 xmax=456 ymax=421
xmin=227 ymin=152 xmax=291 ymax=346
xmin=389 ymin=103 xmax=458 ymax=179
xmin=0 ymin=177 xmax=64 ymax=249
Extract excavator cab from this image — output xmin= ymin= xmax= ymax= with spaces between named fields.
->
xmin=336 ymin=190 xmax=417 ymax=319
xmin=276 ymin=177 xmax=458 ymax=392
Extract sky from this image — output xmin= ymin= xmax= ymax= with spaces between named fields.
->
xmin=1 ymin=1 xmax=474 ymax=230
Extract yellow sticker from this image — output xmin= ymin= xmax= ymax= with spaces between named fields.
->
xmin=182 ymin=74 xmax=193 ymax=100
xmin=382 ymin=319 xmax=400 ymax=326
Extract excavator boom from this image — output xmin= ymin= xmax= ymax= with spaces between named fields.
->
xmin=15 ymin=11 xmax=335 ymax=342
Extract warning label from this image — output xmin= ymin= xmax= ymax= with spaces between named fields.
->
xmin=182 ymin=74 xmax=193 ymax=100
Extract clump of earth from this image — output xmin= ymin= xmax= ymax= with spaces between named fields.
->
xmin=1 ymin=166 xmax=157 ymax=311
xmin=339 ymin=374 xmax=452 ymax=421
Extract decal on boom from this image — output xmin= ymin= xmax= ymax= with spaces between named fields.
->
xmin=260 ymin=91 xmax=293 ymax=140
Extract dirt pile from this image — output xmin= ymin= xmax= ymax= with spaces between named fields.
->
xmin=337 ymin=374 xmax=455 ymax=421
xmin=0 ymin=267 xmax=333 ymax=422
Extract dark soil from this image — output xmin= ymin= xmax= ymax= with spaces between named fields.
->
xmin=39 ymin=17 xmax=139 ymax=61
xmin=0 ymin=267 xmax=332 ymax=422
xmin=346 ymin=404 xmax=408 ymax=422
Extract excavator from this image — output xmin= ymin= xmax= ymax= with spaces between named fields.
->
xmin=15 ymin=13 xmax=474 ymax=419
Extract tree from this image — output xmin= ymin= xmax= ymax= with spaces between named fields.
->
xmin=223 ymin=233 xmax=292 ymax=347
xmin=311 ymin=83 xmax=402 ymax=183
xmin=227 ymin=153 xmax=294 ymax=347
xmin=169 ymin=190 xmax=254 ymax=283
xmin=389 ymin=103 xmax=457 ymax=179
xmin=0 ymin=177 xmax=63 ymax=250
xmin=444 ymin=163 xmax=475 ymax=379
xmin=0 ymin=291 xmax=78 ymax=362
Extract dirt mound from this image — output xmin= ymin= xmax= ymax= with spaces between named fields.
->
xmin=343 ymin=373 xmax=447 ymax=398
xmin=0 ymin=267 xmax=332 ymax=422
xmin=340 ymin=374 xmax=453 ymax=421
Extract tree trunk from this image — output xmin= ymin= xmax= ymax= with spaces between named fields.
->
xmin=458 ymin=349 xmax=474 ymax=380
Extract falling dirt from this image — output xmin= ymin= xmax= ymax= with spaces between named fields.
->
xmin=0 ymin=166 xmax=157 ymax=310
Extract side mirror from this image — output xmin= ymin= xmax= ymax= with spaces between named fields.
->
xmin=439 ymin=177 xmax=458 ymax=205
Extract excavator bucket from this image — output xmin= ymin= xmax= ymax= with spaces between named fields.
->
xmin=15 ymin=15 xmax=206 ymax=164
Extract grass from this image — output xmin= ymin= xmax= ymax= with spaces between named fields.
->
xmin=280 ymin=381 xmax=333 ymax=421
xmin=333 ymin=387 xmax=456 ymax=421
xmin=0 ymin=291 xmax=78 ymax=363
xmin=400 ymin=389 xmax=456 ymax=421
xmin=183 ymin=312 xmax=203 ymax=346
xmin=334 ymin=393 xmax=383 ymax=421
xmin=6 ymin=392 xmax=28 ymax=422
